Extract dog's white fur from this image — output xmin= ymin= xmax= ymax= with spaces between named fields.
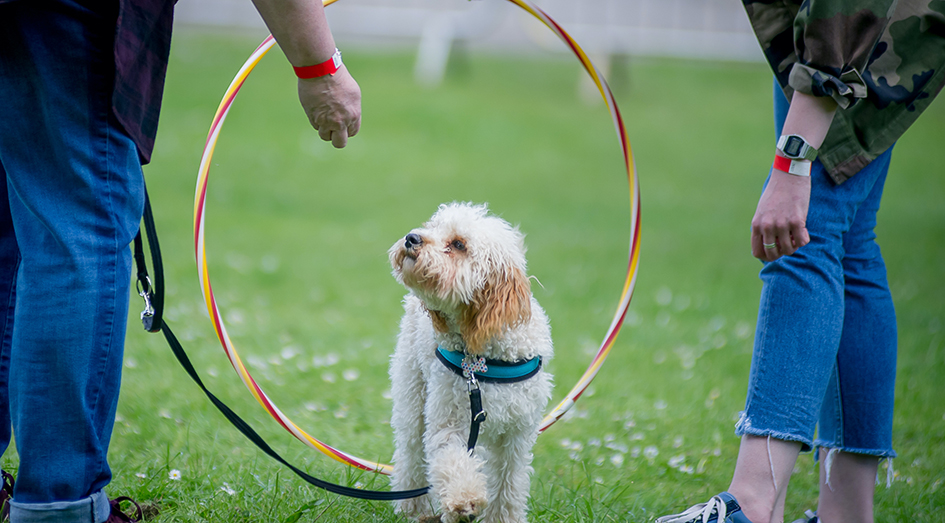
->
xmin=388 ymin=202 xmax=554 ymax=523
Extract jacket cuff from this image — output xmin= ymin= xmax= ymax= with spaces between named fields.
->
xmin=789 ymin=64 xmax=867 ymax=109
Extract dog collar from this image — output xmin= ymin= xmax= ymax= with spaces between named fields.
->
xmin=435 ymin=347 xmax=542 ymax=383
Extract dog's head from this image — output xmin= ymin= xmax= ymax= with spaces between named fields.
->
xmin=390 ymin=202 xmax=531 ymax=355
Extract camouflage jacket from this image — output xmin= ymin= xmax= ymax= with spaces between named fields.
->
xmin=743 ymin=0 xmax=945 ymax=183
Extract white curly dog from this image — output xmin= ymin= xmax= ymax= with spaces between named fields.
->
xmin=388 ymin=202 xmax=554 ymax=523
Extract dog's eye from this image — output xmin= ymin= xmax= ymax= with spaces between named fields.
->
xmin=451 ymin=239 xmax=466 ymax=252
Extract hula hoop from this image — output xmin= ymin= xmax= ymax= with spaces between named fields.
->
xmin=194 ymin=0 xmax=641 ymax=475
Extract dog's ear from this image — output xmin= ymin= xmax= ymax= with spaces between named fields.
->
xmin=461 ymin=266 xmax=531 ymax=355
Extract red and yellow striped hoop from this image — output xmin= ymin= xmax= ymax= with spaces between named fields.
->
xmin=194 ymin=0 xmax=641 ymax=475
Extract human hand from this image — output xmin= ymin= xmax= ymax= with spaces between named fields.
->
xmin=750 ymin=169 xmax=811 ymax=261
xmin=298 ymin=65 xmax=361 ymax=148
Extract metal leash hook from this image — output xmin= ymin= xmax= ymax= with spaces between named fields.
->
xmin=136 ymin=276 xmax=155 ymax=332
xmin=462 ymin=354 xmax=488 ymax=451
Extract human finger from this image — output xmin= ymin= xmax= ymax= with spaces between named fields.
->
xmin=751 ymin=221 xmax=779 ymax=261
xmin=347 ymin=117 xmax=361 ymax=138
xmin=318 ymin=128 xmax=333 ymax=142
xmin=751 ymin=228 xmax=767 ymax=260
xmin=762 ymin=235 xmax=780 ymax=261
xmin=331 ymin=127 xmax=348 ymax=148
xmin=777 ymin=232 xmax=796 ymax=256
xmin=793 ymin=226 xmax=811 ymax=249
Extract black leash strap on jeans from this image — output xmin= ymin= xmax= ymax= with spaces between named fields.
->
xmin=132 ymin=189 xmax=430 ymax=501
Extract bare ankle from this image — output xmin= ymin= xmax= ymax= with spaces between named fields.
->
xmin=727 ymin=488 xmax=773 ymax=523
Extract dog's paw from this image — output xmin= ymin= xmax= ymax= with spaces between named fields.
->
xmin=441 ymin=494 xmax=487 ymax=523
xmin=418 ymin=516 xmax=442 ymax=523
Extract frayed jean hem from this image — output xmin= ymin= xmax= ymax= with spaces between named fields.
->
xmin=734 ymin=412 xmax=815 ymax=452
xmin=813 ymin=440 xmax=896 ymax=459
xmin=814 ymin=446 xmax=898 ymax=490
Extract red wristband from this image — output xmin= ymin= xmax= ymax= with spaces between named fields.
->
xmin=293 ymin=48 xmax=342 ymax=79
xmin=773 ymin=154 xmax=811 ymax=177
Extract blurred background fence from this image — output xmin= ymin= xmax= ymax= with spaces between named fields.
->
xmin=175 ymin=0 xmax=763 ymax=86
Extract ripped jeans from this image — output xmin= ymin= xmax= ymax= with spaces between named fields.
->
xmin=735 ymin=82 xmax=897 ymax=459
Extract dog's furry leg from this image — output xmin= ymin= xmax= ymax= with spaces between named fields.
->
xmin=479 ymin=426 xmax=539 ymax=523
xmin=390 ymin=349 xmax=433 ymax=519
xmin=425 ymin=429 xmax=488 ymax=523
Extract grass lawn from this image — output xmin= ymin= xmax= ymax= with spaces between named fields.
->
xmin=6 ymin=24 xmax=942 ymax=522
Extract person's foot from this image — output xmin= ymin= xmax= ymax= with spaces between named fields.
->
xmin=108 ymin=496 xmax=143 ymax=522
xmin=656 ymin=492 xmax=754 ymax=523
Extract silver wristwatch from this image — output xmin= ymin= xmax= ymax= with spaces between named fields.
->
xmin=776 ymin=134 xmax=818 ymax=161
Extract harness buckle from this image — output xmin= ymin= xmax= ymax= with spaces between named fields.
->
xmin=468 ymin=384 xmax=487 ymax=422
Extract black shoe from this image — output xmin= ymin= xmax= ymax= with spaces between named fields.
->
xmin=107 ymin=496 xmax=143 ymax=523
xmin=0 ymin=471 xmax=14 ymax=521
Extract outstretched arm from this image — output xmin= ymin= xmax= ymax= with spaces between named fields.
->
xmin=252 ymin=0 xmax=361 ymax=148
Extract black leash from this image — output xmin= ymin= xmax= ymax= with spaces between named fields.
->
xmin=132 ymin=189 xmax=429 ymax=501
xmin=466 ymin=380 xmax=486 ymax=451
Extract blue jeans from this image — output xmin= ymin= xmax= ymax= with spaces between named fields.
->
xmin=735 ymin=82 xmax=897 ymax=458
xmin=0 ymin=1 xmax=145 ymax=522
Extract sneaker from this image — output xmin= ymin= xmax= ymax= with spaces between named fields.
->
xmin=789 ymin=509 xmax=818 ymax=523
xmin=0 ymin=471 xmax=14 ymax=521
xmin=656 ymin=492 xmax=754 ymax=523
xmin=108 ymin=496 xmax=143 ymax=523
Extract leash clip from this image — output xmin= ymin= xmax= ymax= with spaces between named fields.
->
xmin=136 ymin=276 xmax=155 ymax=330
xmin=466 ymin=374 xmax=480 ymax=393
xmin=463 ymin=353 xmax=487 ymax=429
xmin=461 ymin=353 xmax=487 ymax=416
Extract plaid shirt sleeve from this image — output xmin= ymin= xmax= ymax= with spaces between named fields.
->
xmin=112 ymin=0 xmax=176 ymax=165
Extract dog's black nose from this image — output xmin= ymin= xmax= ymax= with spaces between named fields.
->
xmin=404 ymin=233 xmax=423 ymax=249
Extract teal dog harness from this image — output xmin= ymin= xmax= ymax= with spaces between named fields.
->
xmin=435 ymin=347 xmax=542 ymax=383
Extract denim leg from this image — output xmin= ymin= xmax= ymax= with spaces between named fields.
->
xmin=0 ymin=1 xmax=144 ymax=522
xmin=816 ymin=151 xmax=897 ymax=458
xmin=0 ymin=166 xmax=17 ymax=458
xmin=737 ymin=80 xmax=897 ymax=454
xmin=737 ymin=167 xmax=847 ymax=450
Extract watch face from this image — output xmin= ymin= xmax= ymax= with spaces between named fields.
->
xmin=784 ymin=136 xmax=803 ymax=157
